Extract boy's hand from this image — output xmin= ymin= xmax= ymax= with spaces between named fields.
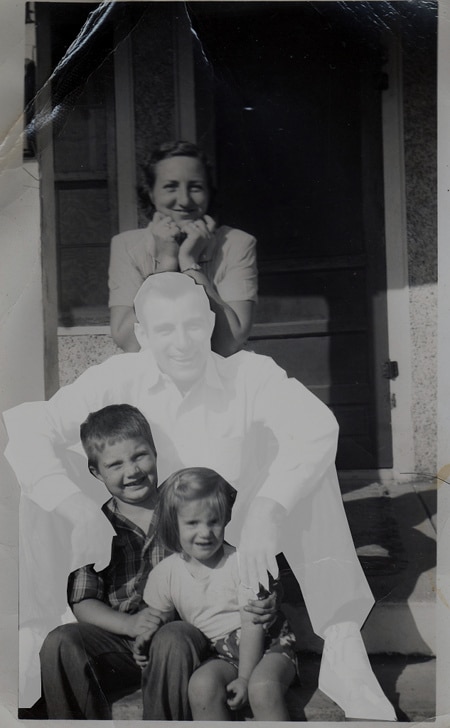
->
xmin=127 ymin=608 xmax=161 ymax=638
xmin=244 ymin=590 xmax=277 ymax=626
xmin=133 ymin=629 xmax=157 ymax=669
xmin=226 ymin=677 xmax=249 ymax=710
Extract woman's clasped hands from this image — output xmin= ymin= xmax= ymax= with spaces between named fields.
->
xmin=152 ymin=211 xmax=216 ymax=272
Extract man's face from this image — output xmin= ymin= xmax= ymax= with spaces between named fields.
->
xmin=138 ymin=292 xmax=214 ymax=389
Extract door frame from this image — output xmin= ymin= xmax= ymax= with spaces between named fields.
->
xmin=381 ymin=31 xmax=415 ymax=477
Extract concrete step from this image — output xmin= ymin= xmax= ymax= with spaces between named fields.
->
xmin=281 ymin=478 xmax=436 ymax=656
xmin=112 ymin=654 xmax=436 ymax=722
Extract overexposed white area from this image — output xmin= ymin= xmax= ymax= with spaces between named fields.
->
xmin=4 ymin=269 xmax=376 ymax=710
xmin=436 ymin=0 xmax=450 ymax=719
xmin=0 ymin=0 xmax=45 ymax=723
xmin=0 ymin=1 xmax=447 ymax=727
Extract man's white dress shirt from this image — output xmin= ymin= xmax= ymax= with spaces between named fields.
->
xmin=4 ymin=347 xmax=374 ymax=707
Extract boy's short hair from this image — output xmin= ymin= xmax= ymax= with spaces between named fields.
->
xmin=80 ymin=404 xmax=156 ymax=470
xmin=157 ymin=467 xmax=237 ymax=553
xmin=134 ymin=271 xmax=212 ymax=327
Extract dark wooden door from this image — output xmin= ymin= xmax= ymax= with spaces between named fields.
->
xmin=191 ymin=2 xmax=392 ymax=468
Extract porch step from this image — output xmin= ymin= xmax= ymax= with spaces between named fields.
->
xmin=112 ymin=654 xmax=436 ymax=722
xmin=282 ymin=477 xmax=436 ymax=656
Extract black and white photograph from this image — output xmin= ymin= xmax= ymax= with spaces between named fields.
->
xmin=0 ymin=0 xmax=447 ymax=724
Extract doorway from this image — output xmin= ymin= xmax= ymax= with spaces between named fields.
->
xmin=190 ymin=2 xmax=393 ymax=469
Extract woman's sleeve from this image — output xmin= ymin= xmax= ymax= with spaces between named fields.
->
xmin=215 ymin=231 xmax=258 ymax=304
xmin=108 ymin=234 xmax=147 ymax=308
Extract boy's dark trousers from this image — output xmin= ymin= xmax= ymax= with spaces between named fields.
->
xmin=40 ymin=623 xmax=140 ymax=719
xmin=40 ymin=621 xmax=211 ymax=719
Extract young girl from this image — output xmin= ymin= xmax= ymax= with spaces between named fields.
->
xmin=133 ymin=467 xmax=297 ymax=721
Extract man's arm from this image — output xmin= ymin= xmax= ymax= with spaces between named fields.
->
xmin=238 ymin=357 xmax=340 ymax=589
xmin=3 ymin=356 xmax=131 ymax=509
xmin=251 ymin=361 xmax=340 ymax=509
xmin=3 ymin=358 xmax=133 ymax=569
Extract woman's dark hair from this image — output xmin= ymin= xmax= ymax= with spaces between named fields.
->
xmin=139 ymin=140 xmax=216 ymax=219
xmin=80 ymin=404 xmax=156 ymax=470
xmin=156 ymin=467 xmax=236 ymax=553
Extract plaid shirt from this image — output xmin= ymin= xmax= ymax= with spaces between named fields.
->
xmin=68 ymin=498 xmax=171 ymax=614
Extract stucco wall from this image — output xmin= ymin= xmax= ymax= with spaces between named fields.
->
xmin=132 ymin=4 xmax=176 ymax=228
xmin=402 ymin=8 xmax=438 ymax=476
xmin=58 ymin=333 xmax=121 ymax=387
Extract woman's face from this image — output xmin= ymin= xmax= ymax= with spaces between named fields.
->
xmin=150 ymin=156 xmax=210 ymax=224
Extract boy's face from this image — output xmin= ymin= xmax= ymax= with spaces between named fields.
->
xmin=91 ymin=437 xmax=157 ymax=506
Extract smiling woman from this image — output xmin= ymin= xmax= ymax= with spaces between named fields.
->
xmin=108 ymin=141 xmax=258 ymax=357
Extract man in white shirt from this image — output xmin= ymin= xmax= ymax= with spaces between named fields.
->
xmin=4 ymin=272 xmax=396 ymax=720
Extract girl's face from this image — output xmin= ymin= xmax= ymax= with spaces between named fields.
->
xmin=177 ymin=498 xmax=225 ymax=566
xmin=149 ymin=156 xmax=210 ymax=225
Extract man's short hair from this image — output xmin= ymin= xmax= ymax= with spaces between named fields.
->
xmin=80 ymin=404 xmax=156 ymax=470
xmin=134 ymin=272 xmax=211 ymax=326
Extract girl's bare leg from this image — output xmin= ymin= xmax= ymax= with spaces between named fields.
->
xmin=248 ymin=653 xmax=296 ymax=721
xmin=188 ymin=658 xmax=237 ymax=720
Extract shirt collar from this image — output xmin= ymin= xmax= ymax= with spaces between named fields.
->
xmin=103 ymin=497 xmax=160 ymax=541
xmin=204 ymin=353 xmax=224 ymax=390
xmin=102 ymin=497 xmax=122 ymax=526
xmin=145 ymin=352 xmax=224 ymax=395
xmin=138 ymin=348 xmax=164 ymax=390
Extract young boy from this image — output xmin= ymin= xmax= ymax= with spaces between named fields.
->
xmin=39 ymin=403 xmax=276 ymax=720
xmin=38 ymin=404 xmax=171 ymax=719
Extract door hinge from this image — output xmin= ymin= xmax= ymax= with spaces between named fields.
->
xmin=382 ymin=360 xmax=399 ymax=379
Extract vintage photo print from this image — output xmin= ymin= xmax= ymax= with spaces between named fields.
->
xmin=0 ymin=0 xmax=448 ymax=725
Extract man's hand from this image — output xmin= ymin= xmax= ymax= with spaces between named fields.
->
xmin=226 ymin=676 xmax=249 ymax=711
xmin=238 ymin=497 xmax=286 ymax=591
xmin=133 ymin=628 xmax=158 ymax=669
xmin=178 ymin=215 xmax=215 ymax=270
xmin=243 ymin=591 xmax=277 ymax=626
xmin=127 ymin=608 xmax=161 ymax=639
xmin=55 ymin=492 xmax=115 ymax=572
